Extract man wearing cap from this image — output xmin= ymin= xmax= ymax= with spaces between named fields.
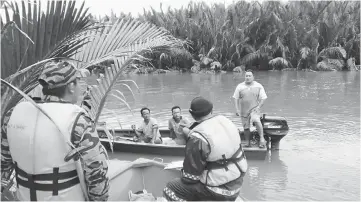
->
xmin=1 ymin=60 xmax=109 ymax=201
xmin=163 ymin=97 xmax=248 ymax=201
xmin=233 ymin=70 xmax=267 ymax=148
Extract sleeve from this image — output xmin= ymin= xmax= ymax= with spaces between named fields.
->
xmin=1 ymin=107 xmax=15 ymax=180
xmin=168 ymin=119 xmax=173 ymax=130
xmin=232 ymin=84 xmax=241 ymax=99
xmin=258 ymin=84 xmax=268 ymax=100
xmin=70 ymin=113 xmax=110 ymax=201
xmin=182 ymin=117 xmax=191 ymax=125
xmin=181 ymin=132 xmax=210 ymax=184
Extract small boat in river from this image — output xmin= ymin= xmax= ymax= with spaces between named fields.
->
xmin=98 ymin=114 xmax=289 ymax=161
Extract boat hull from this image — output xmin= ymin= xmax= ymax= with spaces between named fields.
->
xmin=2 ymin=158 xmax=244 ymax=201
xmin=107 ymin=158 xmax=180 ymax=201
xmin=100 ymin=138 xmax=267 ymax=161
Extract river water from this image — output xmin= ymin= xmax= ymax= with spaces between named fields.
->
xmin=98 ymin=71 xmax=360 ymax=201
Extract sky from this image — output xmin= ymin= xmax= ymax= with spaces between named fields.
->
xmin=1 ymin=0 xmax=289 ymax=18
xmin=85 ymin=0 xmax=236 ymax=17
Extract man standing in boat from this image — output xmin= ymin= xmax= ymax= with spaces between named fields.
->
xmin=233 ymin=69 xmax=268 ymax=148
xmin=163 ymin=97 xmax=248 ymax=201
xmin=132 ymin=107 xmax=162 ymax=144
xmin=168 ymin=106 xmax=191 ymax=145
xmin=1 ymin=61 xmax=109 ymax=201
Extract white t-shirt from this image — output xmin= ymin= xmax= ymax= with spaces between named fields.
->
xmin=136 ymin=117 xmax=161 ymax=139
xmin=232 ymin=81 xmax=267 ymax=116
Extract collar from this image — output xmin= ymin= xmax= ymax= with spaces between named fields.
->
xmin=173 ymin=116 xmax=182 ymax=122
xmin=44 ymin=95 xmax=72 ymax=104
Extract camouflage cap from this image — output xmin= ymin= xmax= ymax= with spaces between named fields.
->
xmin=38 ymin=61 xmax=89 ymax=89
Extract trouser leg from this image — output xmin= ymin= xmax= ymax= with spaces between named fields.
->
xmin=164 ymin=178 xmax=239 ymax=201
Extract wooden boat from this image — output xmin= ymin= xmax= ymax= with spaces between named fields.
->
xmin=98 ymin=114 xmax=289 ymax=161
xmin=2 ymin=158 xmax=244 ymax=201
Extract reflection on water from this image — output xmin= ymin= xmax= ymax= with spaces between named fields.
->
xmin=82 ymin=71 xmax=360 ymax=201
xmin=241 ymin=151 xmax=288 ymax=201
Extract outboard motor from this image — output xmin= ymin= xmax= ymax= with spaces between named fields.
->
xmin=239 ymin=114 xmax=289 ymax=150
xmin=261 ymin=114 xmax=289 ymax=150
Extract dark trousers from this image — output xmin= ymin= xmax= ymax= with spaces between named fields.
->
xmin=163 ymin=178 xmax=239 ymax=201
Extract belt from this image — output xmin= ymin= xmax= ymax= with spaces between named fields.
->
xmin=15 ymin=162 xmax=80 ymax=201
xmin=206 ymin=186 xmax=241 ymax=197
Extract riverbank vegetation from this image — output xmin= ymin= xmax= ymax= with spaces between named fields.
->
xmin=94 ymin=0 xmax=360 ymax=73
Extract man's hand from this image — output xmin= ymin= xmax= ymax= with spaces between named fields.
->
xmin=253 ymin=106 xmax=261 ymax=112
xmin=236 ymin=111 xmax=241 ymax=116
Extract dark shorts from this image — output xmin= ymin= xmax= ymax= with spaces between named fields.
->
xmin=163 ymin=178 xmax=239 ymax=201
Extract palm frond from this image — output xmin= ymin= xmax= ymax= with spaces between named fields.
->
xmin=300 ymin=47 xmax=311 ymax=59
xmin=318 ymin=46 xmax=347 ymax=60
xmin=75 ymin=19 xmax=185 ymax=123
xmin=1 ymin=0 xmax=92 ymax=78
xmin=241 ymin=50 xmax=262 ymax=65
xmin=1 ymin=0 xmax=94 ymax=122
xmin=269 ymin=57 xmax=291 ymax=69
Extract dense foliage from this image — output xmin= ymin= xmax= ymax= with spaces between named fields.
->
xmin=98 ymin=0 xmax=360 ymax=71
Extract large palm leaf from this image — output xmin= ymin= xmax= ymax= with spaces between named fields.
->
xmin=1 ymin=0 xmax=95 ymax=122
xmin=71 ymin=19 xmax=186 ymax=123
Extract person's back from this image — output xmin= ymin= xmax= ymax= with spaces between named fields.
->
xmin=190 ymin=115 xmax=247 ymax=191
xmin=7 ymin=101 xmax=85 ymax=201
xmin=1 ymin=60 xmax=109 ymax=201
xmin=164 ymin=97 xmax=247 ymax=201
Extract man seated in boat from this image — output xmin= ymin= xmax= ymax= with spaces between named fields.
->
xmin=131 ymin=107 xmax=162 ymax=144
xmin=163 ymin=97 xmax=248 ymax=201
xmin=168 ymin=106 xmax=191 ymax=145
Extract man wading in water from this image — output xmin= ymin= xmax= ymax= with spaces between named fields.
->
xmin=1 ymin=61 xmax=109 ymax=201
xmin=233 ymin=69 xmax=268 ymax=148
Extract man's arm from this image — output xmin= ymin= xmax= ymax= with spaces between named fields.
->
xmin=234 ymin=98 xmax=241 ymax=116
xmin=181 ymin=132 xmax=210 ymax=184
xmin=69 ymin=113 xmax=109 ymax=201
xmin=232 ymin=85 xmax=241 ymax=116
xmin=258 ymin=99 xmax=266 ymax=108
xmin=1 ymin=107 xmax=15 ymax=181
xmin=168 ymin=120 xmax=176 ymax=139
xmin=257 ymin=85 xmax=268 ymax=109
xmin=133 ymin=128 xmax=143 ymax=137
xmin=149 ymin=118 xmax=159 ymax=143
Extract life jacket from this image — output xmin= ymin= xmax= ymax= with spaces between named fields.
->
xmin=6 ymin=101 xmax=86 ymax=201
xmin=189 ymin=115 xmax=248 ymax=188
